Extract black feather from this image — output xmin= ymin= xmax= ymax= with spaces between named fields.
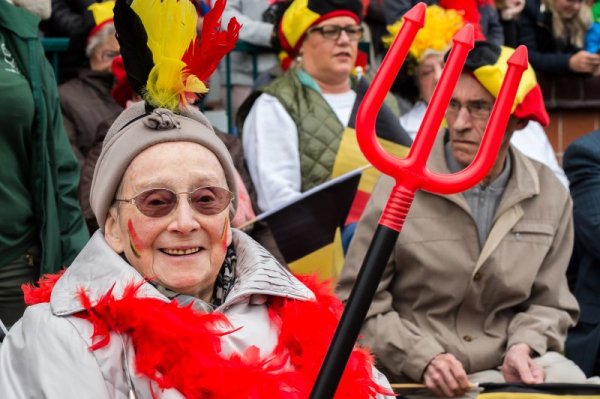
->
xmin=113 ymin=0 xmax=154 ymax=96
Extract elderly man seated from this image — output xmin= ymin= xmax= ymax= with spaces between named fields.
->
xmin=337 ymin=41 xmax=587 ymax=399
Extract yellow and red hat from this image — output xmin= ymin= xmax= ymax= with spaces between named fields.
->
xmin=463 ymin=41 xmax=550 ymax=126
xmin=87 ymin=1 xmax=115 ymax=42
xmin=278 ymin=0 xmax=363 ymax=60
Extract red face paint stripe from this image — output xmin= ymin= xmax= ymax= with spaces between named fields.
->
xmin=220 ymin=217 xmax=229 ymax=252
xmin=128 ymin=219 xmax=142 ymax=258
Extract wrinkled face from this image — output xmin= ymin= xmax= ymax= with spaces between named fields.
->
xmin=445 ymin=73 xmax=523 ymax=171
xmin=416 ymin=53 xmax=444 ymax=103
xmin=445 ymin=73 xmax=495 ymax=167
xmin=90 ymin=33 xmax=120 ymax=72
xmin=299 ymin=16 xmax=360 ymax=86
xmin=554 ymin=0 xmax=583 ymax=20
xmin=104 ymin=142 xmax=232 ymax=301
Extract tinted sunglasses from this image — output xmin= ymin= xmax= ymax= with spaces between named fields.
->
xmin=115 ymin=187 xmax=233 ymax=218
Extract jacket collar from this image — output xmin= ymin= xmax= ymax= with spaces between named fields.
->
xmin=0 ymin=1 xmax=39 ymax=39
xmin=76 ymin=69 xmax=116 ymax=93
xmin=51 ymin=230 xmax=314 ymax=316
xmin=428 ymin=130 xmax=539 ymax=215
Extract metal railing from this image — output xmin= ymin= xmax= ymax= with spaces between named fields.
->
xmin=223 ymin=41 xmax=275 ymax=134
xmin=41 ymin=37 xmax=70 ymax=82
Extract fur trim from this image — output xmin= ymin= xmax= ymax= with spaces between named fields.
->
xmin=25 ymin=273 xmax=391 ymax=398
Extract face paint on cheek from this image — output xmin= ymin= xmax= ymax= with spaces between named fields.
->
xmin=220 ymin=217 xmax=229 ymax=253
xmin=127 ymin=219 xmax=142 ymax=258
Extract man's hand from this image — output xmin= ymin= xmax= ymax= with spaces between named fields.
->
xmin=423 ymin=353 xmax=471 ymax=397
xmin=501 ymin=343 xmax=544 ymax=384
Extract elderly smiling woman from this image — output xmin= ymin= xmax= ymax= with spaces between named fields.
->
xmin=0 ymin=0 xmax=392 ymax=398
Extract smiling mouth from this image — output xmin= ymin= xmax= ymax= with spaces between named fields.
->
xmin=160 ymin=247 xmax=202 ymax=256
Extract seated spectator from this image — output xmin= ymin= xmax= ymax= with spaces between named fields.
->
xmin=563 ymin=130 xmax=600 ymax=378
xmin=39 ymin=0 xmax=105 ymax=83
xmin=517 ymin=0 xmax=600 ymax=76
xmin=381 ymin=0 xmax=504 ymax=45
xmin=239 ymin=0 xmax=411 ymax=212
xmin=337 ymin=41 xmax=586 ymax=398
xmin=0 ymin=0 xmax=88 ymax=329
xmin=59 ymin=3 xmax=123 ymax=167
xmin=0 ymin=2 xmax=394 ymax=396
xmin=387 ymin=6 xmax=568 ymax=187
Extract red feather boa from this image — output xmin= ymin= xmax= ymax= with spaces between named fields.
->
xmin=24 ymin=273 xmax=390 ymax=398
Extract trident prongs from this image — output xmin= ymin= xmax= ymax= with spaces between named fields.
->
xmin=310 ymin=2 xmax=530 ymax=398
xmin=356 ymin=25 xmax=529 ymax=230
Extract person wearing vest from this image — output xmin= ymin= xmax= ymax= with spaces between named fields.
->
xmin=239 ymin=0 xmax=412 ymax=212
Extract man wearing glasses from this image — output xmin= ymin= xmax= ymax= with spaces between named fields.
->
xmin=337 ymin=41 xmax=587 ymax=398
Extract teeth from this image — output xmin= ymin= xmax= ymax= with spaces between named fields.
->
xmin=163 ymin=248 xmax=200 ymax=256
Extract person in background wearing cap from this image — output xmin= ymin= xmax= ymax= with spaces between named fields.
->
xmin=0 ymin=0 xmax=393 ymax=396
xmin=59 ymin=1 xmax=123 ymax=168
xmin=386 ymin=8 xmax=568 ymax=187
xmin=239 ymin=0 xmax=411 ymax=213
xmin=337 ymin=41 xmax=587 ymax=398
xmin=0 ymin=0 xmax=88 ymax=331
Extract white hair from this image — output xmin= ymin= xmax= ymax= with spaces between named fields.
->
xmin=86 ymin=22 xmax=116 ymax=59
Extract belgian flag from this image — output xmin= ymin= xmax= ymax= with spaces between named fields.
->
xmin=245 ymin=168 xmax=363 ymax=280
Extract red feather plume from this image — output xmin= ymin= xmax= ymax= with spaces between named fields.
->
xmin=183 ymin=0 xmax=241 ymax=84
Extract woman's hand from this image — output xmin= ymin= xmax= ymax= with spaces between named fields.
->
xmin=423 ymin=353 xmax=471 ymax=397
xmin=500 ymin=0 xmax=525 ymax=21
xmin=501 ymin=343 xmax=544 ymax=384
xmin=569 ymin=50 xmax=600 ymax=74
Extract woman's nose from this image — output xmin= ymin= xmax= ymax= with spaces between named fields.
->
xmin=168 ymin=196 xmax=200 ymax=233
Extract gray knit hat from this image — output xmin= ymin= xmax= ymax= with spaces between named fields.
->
xmin=90 ymin=101 xmax=238 ymax=229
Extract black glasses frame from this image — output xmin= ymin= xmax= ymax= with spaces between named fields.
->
xmin=307 ymin=25 xmax=364 ymax=41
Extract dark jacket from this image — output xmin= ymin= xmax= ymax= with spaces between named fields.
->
xmin=39 ymin=0 xmax=98 ymax=82
xmin=563 ymin=130 xmax=600 ymax=377
xmin=0 ymin=2 xmax=89 ymax=274
xmin=59 ymin=69 xmax=123 ymax=166
xmin=516 ymin=0 xmax=581 ymax=75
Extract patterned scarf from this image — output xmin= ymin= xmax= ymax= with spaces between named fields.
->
xmin=152 ymin=245 xmax=237 ymax=312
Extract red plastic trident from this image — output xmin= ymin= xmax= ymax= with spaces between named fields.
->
xmin=310 ymin=3 xmax=530 ymax=398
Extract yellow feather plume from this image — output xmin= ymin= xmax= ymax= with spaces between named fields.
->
xmin=383 ymin=5 xmax=465 ymax=62
xmin=131 ymin=0 xmax=198 ymax=110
